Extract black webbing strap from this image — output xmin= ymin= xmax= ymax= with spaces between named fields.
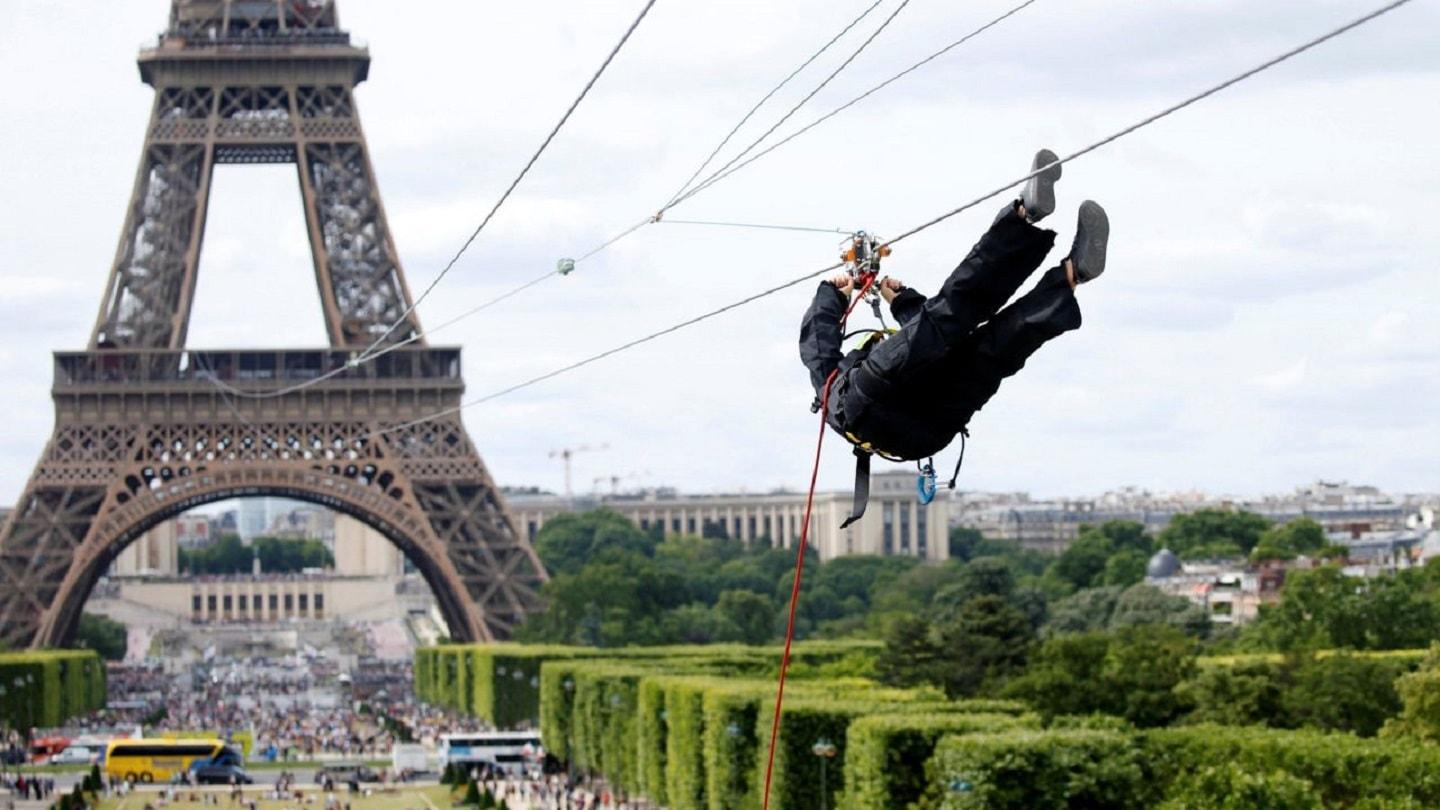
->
xmin=840 ymin=448 xmax=872 ymax=528
xmin=947 ymin=427 xmax=970 ymax=489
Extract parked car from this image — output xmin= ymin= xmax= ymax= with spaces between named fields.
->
xmin=390 ymin=744 xmax=428 ymax=777
xmin=193 ymin=764 xmax=252 ymax=785
xmin=49 ymin=746 xmax=98 ymax=766
xmin=313 ymin=763 xmax=378 ymax=785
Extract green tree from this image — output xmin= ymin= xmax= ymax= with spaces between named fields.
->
xmin=868 ymin=560 xmax=960 ymax=620
xmin=932 ymin=557 xmax=1014 ymax=621
xmin=876 ymin=615 xmax=943 ymax=689
xmin=1045 ymin=586 xmax=1124 ymax=635
xmin=1178 ymin=661 xmax=1287 ymax=728
xmin=179 ymin=533 xmax=254 ymax=574
xmin=1158 ymin=509 xmax=1270 ymax=559
xmin=1002 ymin=632 xmax=1113 ymax=719
xmin=665 ymin=603 xmax=730 ymax=644
xmin=1048 ymin=531 xmax=1113 ymax=592
xmin=1280 ymin=654 xmax=1404 ymax=737
xmin=935 ymin=596 xmax=1034 ymax=697
xmin=1005 ymin=625 xmax=1196 ymax=726
xmin=1251 ymin=518 xmax=1327 ymax=562
xmin=1382 ymin=645 xmax=1440 ymax=742
xmin=948 ymin=527 xmax=985 ymax=561
xmin=1102 ymin=548 xmax=1150 ymax=587
xmin=516 ymin=551 xmax=689 ymax=646
xmin=714 ymin=589 xmax=775 ymax=645
xmin=533 ymin=509 xmax=656 ymax=576
xmin=1104 ymin=625 xmax=1197 ymax=727
xmin=1095 ymin=520 xmax=1153 ymax=555
xmin=1246 ymin=566 xmax=1440 ymax=652
xmin=1109 ymin=584 xmax=1210 ymax=638
xmin=74 ymin=612 xmax=127 ymax=661
xmin=253 ymin=536 xmax=333 ymax=572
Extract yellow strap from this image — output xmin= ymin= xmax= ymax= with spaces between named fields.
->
xmin=844 ymin=431 xmax=905 ymax=463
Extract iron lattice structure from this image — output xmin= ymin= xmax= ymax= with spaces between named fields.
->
xmin=0 ymin=0 xmax=546 ymax=649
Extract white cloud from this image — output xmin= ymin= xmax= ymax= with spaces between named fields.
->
xmin=1254 ymin=358 xmax=1310 ymax=391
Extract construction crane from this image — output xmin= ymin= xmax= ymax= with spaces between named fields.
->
xmin=591 ymin=470 xmax=652 ymax=496
xmin=549 ymin=444 xmax=608 ymax=499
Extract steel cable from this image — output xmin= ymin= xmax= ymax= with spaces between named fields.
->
xmin=664 ymin=0 xmax=888 ymax=208
xmin=211 ymin=0 xmax=1013 ymax=399
xmin=365 ymin=0 xmax=1415 ymax=439
xmin=354 ymin=0 xmax=662 ymax=359
xmin=569 ymin=0 xmax=1039 ymax=269
xmin=206 ymin=0 xmax=662 ymax=400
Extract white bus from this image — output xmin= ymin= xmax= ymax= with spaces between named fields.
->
xmin=439 ymin=732 xmax=542 ymax=775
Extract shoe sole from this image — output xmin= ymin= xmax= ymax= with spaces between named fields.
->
xmin=1074 ymin=200 xmax=1109 ymax=281
xmin=1024 ymin=149 xmax=1062 ymax=222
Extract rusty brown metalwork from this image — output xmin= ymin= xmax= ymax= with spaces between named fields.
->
xmin=0 ymin=1 xmax=546 ymax=649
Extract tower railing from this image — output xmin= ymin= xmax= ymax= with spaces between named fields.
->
xmin=53 ymin=347 xmax=463 ymax=390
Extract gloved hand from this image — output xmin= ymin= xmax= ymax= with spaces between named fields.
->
xmin=879 ymin=276 xmax=905 ymax=304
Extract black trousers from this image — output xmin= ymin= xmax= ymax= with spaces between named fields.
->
xmin=855 ymin=209 xmax=1082 ymax=445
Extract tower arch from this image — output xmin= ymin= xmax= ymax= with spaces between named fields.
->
xmin=0 ymin=1 xmax=547 ymax=648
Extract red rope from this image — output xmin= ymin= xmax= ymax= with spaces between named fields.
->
xmin=759 ymin=276 xmax=878 ymax=810
xmin=844 ymin=272 xmax=878 ymax=320
xmin=760 ymin=367 xmax=837 ymax=810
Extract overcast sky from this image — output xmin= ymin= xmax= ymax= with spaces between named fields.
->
xmin=0 ymin=0 xmax=1436 ymax=504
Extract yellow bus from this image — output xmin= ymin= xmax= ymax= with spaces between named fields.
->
xmin=104 ymin=738 xmax=240 ymax=783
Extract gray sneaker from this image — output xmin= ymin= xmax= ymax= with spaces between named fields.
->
xmin=1020 ymin=148 xmax=1062 ymax=222
xmin=1068 ymin=200 xmax=1109 ymax=283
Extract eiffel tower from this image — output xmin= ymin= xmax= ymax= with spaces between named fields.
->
xmin=0 ymin=0 xmax=547 ymax=648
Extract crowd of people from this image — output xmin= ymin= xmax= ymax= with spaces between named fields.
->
xmin=155 ymin=655 xmax=403 ymax=759
xmin=17 ymin=646 xmax=500 ymax=769
xmin=478 ymin=773 xmax=655 ymax=810
xmin=0 ymin=773 xmax=56 ymax=802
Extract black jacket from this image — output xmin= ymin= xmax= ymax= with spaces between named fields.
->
xmin=798 ymin=281 xmax=954 ymax=460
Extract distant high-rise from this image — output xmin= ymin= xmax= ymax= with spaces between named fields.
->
xmin=237 ymin=499 xmax=269 ymax=541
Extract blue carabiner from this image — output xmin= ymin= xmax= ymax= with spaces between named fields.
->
xmin=917 ymin=460 xmax=937 ymax=505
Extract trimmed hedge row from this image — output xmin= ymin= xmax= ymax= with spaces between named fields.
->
xmin=423 ymin=644 xmax=1044 ymax=808
xmin=416 ymin=641 xmax=880 ymax=727
xmin=538 ymin=651 xmax=1010 ymax=810
xmin=926 ymin=729 xmax=1144 ymax=809
xmin=920 ymin=725 xmax=1440 ymax=808
xmin=839 ymin=712 xmax=1037 ymax=810
xmin=535 ymin=651 xmax=961 ymax=801
xmin=1140 ymin=725 xmax=1440 ymax=806
xmin=0 ymin=651 xmax=105 ymax=731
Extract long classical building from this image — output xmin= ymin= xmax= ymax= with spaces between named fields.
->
xmin=508 ymin=471 xmax=949 ymax=562
xmin=954 ymin=481 xmax=1421 ymax=553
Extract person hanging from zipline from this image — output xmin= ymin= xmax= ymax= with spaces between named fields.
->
xmin=799 ymin=149 xmax=1109 ymax=524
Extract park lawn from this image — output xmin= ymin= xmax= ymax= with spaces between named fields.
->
xmin=98 ymin=785 xmax=452 ymax=810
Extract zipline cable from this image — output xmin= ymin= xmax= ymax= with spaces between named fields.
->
xmin=353 ymin=0 xmax=663 ymax=360
xmin=666 ymin=0 xmax=914 ymax=207
xmin=672 ymin=0 xmax=1040 ymax=209
xmin=664 ymin=0 xmax=888 ymax=208
xmin=568 ymin=0 xmax=1039 ymax=270
xmin=660 ymin=219 xmax=855 ymax=235
xmin=363 ymin=0 xmax=1416 ymax=443
xmin=203 ymin=0 xmax=662 ymax=401
xmin=760 ymin=2 xmax=1418 ymax=807
xmin=208 ymin=0 xmax=1024 ymax=400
